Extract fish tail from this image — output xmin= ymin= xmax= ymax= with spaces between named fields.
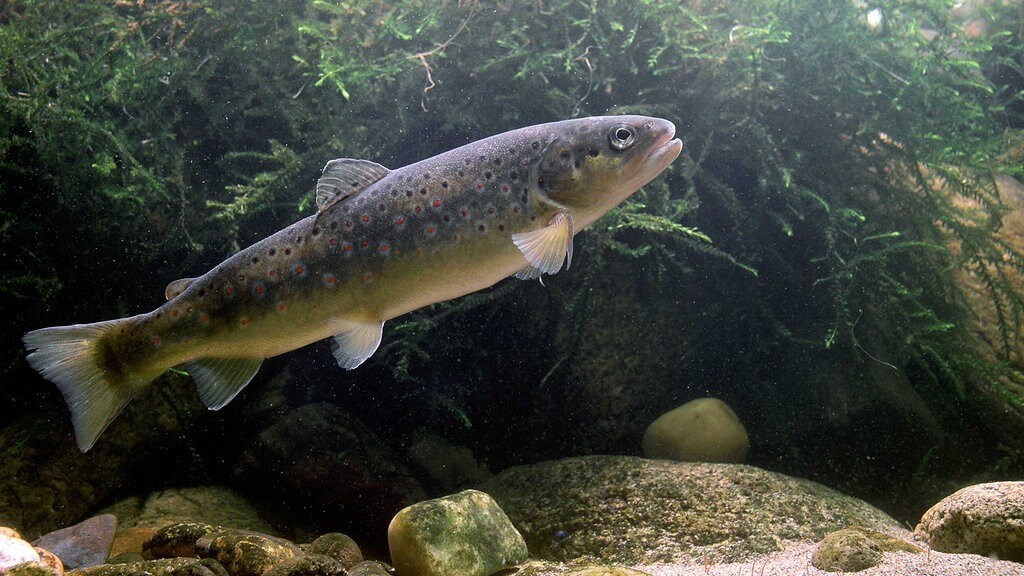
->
xmin=23 ymin=316 xmax=155 ymax=452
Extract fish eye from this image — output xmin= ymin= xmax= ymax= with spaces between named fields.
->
xmin=608 ymin=125 xmax=636 ymax=150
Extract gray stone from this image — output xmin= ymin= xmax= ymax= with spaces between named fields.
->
xmin=479 ymin=455 xmax=904 ymax=564
xmin=916 ymin=481 xmax=1024 ymax=562
xmin=261 ymin=554 xmax=345 ymax=576
xmin=346 ymin=560 xmax=395 ymax=576
xmin=388 ymin=489 xmax=527 ymax=576
xmin=32 ymin=514 xmax=115 ymax=570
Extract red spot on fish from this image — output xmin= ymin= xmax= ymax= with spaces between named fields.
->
xmin=461 ymin=209 xmax=470 ymax=218
xmin=501 ymin=184 xmax=510 ymax=192
xmin=395 ymin=216 xmax=405 ymax=226
xmin=361 ymin=214 xmax=370 ymax=223
xmin=254 ymin=283 xmax=265 ymax=297
xmin=278 ymin=303 xmax=287 ymax=312
xmin=342 ymin=242 xmax=353 ymax=252
xmin=360 ymin=240 xmax=369 ymax=248
xmin=239 ymin=318 xmax=249 ymax=326
xmin=294 ymin=266 xmax=304 ymax=275
xmin=151 ymin=336 xmax=162 ymax=347
xmin=487 ymin=207 xmax=496 ymax=215
xmin=199 ymin=312 xmax=209 ymax=323
xmin=416 ymin=248 xmax=423 ymax=255
xmin=432 ymin=199 xmax=442 ymax=208
xmin=182 ymin=337 xmax=192 ymax=345
xmin=380 ymin=243 xmax=390 ymax=253
xmin=476 ymin=182 xmax=484 ymax=190
xmin=324 ymin=273 xmax=336 ymax=285
xmin=363 ymin=272 xmax=374 ymax=284
xmin=329 ymin=238 xmax=338 ymax=246
xmin=224 ymin=285 xmax=234 ymax=296
xmin=426 ymin=225 xmax=437 ymax=235
xmin=414 ymin=205 xmax=422 ymax=214
xmin=171 ymin=309 xmax=179 ymax=318
xmin=186 ymin=306 xmax=194 ymax=314
xmin=269 ymin=270 xmax=277 ymax=278
xmin=453 ymin=233 xmax=460 ymax=241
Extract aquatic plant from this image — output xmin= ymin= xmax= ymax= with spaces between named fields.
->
xmin=2 ymin=0 xmax=1023 ymax=514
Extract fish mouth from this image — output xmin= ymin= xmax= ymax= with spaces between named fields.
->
xmin=651 ymin=122 xmax=683 ymax=166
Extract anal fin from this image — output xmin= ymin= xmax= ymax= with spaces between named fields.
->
xmin=328 ymin=318 xmax=384 ymax=370
xmin=183 ymin=357 xmax=264 ymax=410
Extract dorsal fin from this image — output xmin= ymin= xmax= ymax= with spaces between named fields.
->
xmin=165 ymin=277 xmax=196 ymax=301
xmin=316 ymin=158 xmax=390 ymax=213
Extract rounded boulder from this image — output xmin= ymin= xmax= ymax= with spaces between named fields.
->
xmin=641 ymin=397 xmax=749 ymax=463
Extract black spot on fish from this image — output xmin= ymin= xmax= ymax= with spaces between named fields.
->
xmin=423 ymin=173 xmax=431 ymax=180
xmin=295 ymin=236 xmax=302 ymax=244
xmin=465 ymin=158 xmax=472 ymax=165
xmin=419 ymin=188 xmax=427 ymax=196
xmin=458 ymin=170 xmax=465 ymax=177
xmin=405 ymin=175 xmax=413 ymax=182
xmin=284 ymin=248 xmax=292 ymax=256
xmin=252 ymin=256 xmax=260 ymax=264
xmin=537 ymin=178 xmax=545 ymax=189
xmin=478 ymin=224 xmax=486 ymax=232
xmin=531 ymin=141 xmax=540 ymax=149
xmin=312 ymin=227 xmax=321 ymax=236
xmin=574 ymin=159 xmax=581 ymax=168
xmin=443 ymin=215 xmax=451 ymax=222
xmin=442 ymin=181 xmax=449 ymax=189
xmin=405 ymin=190 xmax=413 ymax=197
xmin=493 ymin=158 xmax=501 ymax=166
xmin=498 ymin=224 xmax=505 ymax=231
xmin=349 ymin=182 xmax=358 ymax=188
xmin=269 ymin=248 xmax=276 ymax=256
xmin=156 ymin=312 xmax=162 ymax=319
xmin=198 ymin=289 xmax=206 ymax=298
xmin=479 ymin=155 xmax=486 ymax=161
xmin=510 ymin=172 xmax=519 ymax=181
xmin=485 ymin=171 xmax=492 ymax=180
xmin=378 ymin=203 xmax=387 ymax=212
xmin=530 ymin=215 xmax=537 ymax=221
xmin=330 ymin=221 xmax=338 ymax=230
xmin=588 ymin=148 xmax=599 ymax=157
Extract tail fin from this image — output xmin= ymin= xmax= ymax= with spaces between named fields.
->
xmin=23 ymin=317 xmax=154 ymax=452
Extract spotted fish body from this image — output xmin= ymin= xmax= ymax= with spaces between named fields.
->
xmin=24 ymin=115 xmax=682 ymax=451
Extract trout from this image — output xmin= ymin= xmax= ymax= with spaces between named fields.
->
xmin=24 ymin=115 xmax=682 ymax=451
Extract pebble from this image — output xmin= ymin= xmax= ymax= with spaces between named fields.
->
xmin=0 ymin=533 xmax=41 ymax=570
xmin=916 ymin=481 xmax=1024 ymax=562
xmin=812 ymin=529 xmax=884 ymax=572
xmin=145 ymin=521 xmax=221 ymax=558
xmin=346 ymin=560 xmax=395 ymax=575
xmin=388 ymin=489 xmax=527 ymax=576
xmin=261 ymin=553 xmax=345 ymax=576
xmin=195 ymin=529 xmax=302 ymax=576
xmin=302 ymin=533 xmax=363 ymax=568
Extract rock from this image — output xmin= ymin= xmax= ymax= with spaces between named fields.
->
xmin=231 ymin=403 xmax=426 ymax=540
xmin=812 ymin=529 xmax=884 ymax=572
xmin=144 ymin=521 xmax=221 ymax=559
xmin=34 ymin=547 xmax=64 ymax=575
xmin=303 ymin=533 xmax=363 ymax=568
xmin=6 ymin=563 xmax=60 ymax=576
xmin=0 ymin=534 xmax=41 ymax=570
xmin=261 ymin=554 xmax=346 ymax=576
xmin=100 ymin=486 xmax=274 ymax=534
xmin=388 ymin=489 xmax=527 ymax=576
xmin=915 ymin=481 xmax=1024 ymax=561
xmin=346 ymin=560 xmax=395 ymax=575
xmin=408 ymin=429 xmax=492 ymax=492
xmin=195 ymin=530 xmax=302 ymax=576
xmin=641 ymin=397 xmax=749 ymax=463
xmin=479 ymin=455 xmax=904 ymax=564
xmin=32 ymin=514 xmax=115 ymax=570
xmin=62 ymin=557 xmax=211 ymax=576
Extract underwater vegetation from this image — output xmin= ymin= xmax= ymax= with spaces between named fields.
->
xmin=1 ymin=0 xmax=1023 ymax=525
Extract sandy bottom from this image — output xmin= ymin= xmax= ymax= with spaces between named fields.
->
xmin=637 ymin=543 xmax=1024 ymax=576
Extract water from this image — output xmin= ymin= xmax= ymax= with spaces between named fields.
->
xmin=1 ymin=0 xmax=1022 ymax=567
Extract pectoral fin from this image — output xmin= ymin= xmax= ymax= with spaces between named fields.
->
xmin=512 ymin=211 xmax=574 ymax=276
xmin=183 ymin=357 xmax=264 ymax=410
xmin=316 ymin=158 xmax=390 ymax=213
xmin=328 ymin=318 xmax=385 ymax=370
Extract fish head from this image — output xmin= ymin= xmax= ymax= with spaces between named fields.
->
xmin=536 ymin=115 xmax=682 ymax=227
